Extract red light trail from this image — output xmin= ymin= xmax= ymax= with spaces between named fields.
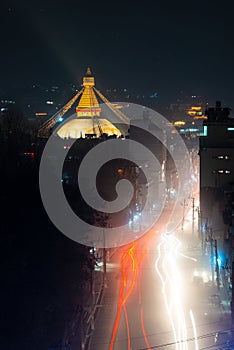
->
xmin=109 ymin=230 xmax=156 ymax=350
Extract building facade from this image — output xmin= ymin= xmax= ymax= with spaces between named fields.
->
xmin=199 ymin=101 xmax=234 ymax=246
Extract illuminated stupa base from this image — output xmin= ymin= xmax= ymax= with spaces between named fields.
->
xmin=57 ymin=68 xmax=122 ymax=139
xmin=57 ymin=117 xmax=121 ymax=139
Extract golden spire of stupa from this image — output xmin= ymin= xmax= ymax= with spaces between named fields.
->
xmin=76 ymin=67 xmax=101 ymax=117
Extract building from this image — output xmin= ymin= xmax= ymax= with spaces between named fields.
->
xmin=200 ymin=101 xmax=234 ymax=190
xmin=199 ymin=101 xmax=234 ymax=247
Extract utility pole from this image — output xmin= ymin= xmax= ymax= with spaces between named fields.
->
xmin=90 ymin=257 xmax=95 ymax=330
xmin=161 ymin=130 xmax=167 ymax=182
xmin=231 ymin=261 xmax=234 ymax=322
xmin=181 ymin=198 xmax=186 ymax=235
xmin=198 ymin=209 xmax=202 ymax=244
xmin=95 ymin=213 xmax=109 ymax=289
xmin=103 ymin=228 xmax=107 ymax=288
xmin=214 ymin=239 xmax=220 ymax=291
xmin=192 ymin=197 xmax=195 ymax=238
xmin=201 ymin=214 xmax=208 ymax=255
xmin=210 ymin=229 xmax=214 ymax=283
xmin=81 ymin=289 xmax=85 ymax=349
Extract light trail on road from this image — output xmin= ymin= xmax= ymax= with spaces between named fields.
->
xmin=155 ymin=234 xmax=198 ymax=350
xmin=108 ymin=209 xmax=202 ymax=350
xmin=109 ymin=191 xmax=200 ymax=349
xmin=190 ymin=310 xmax=199 ymax=350
xmin=109 ymin=231 xmax=155 ymax=350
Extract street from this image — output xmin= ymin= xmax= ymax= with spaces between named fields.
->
xmin=89 ymin=229 xmax=233 ymax=350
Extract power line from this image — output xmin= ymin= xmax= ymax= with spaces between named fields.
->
xmin=137 ymin=328 xmax=234 ymax=350
xmin=89 ymin=323 xmax=234 ymax=346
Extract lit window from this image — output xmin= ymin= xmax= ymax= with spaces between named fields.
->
xmin=213 ymin=169 xmax=231 ymax=175
xmin=213 ymin=155 xmax=230 ymax=160
xmin=227 ymin=128 xmax=234 ymax=139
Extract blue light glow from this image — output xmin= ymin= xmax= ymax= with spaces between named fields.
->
xmin=200 ymin=125 xmax=207 ymax=136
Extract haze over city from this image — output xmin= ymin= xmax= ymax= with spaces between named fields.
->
xmin=1 ymin=0 xmax=234 ymax=105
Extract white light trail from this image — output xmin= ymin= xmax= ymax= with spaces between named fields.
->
xmin=189 ymin=309 xmax=199 ymax=350
xmin=155 ymin=234 xmax=198 ymax=350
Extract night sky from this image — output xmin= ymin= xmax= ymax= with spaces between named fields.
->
xmin=1 ymin=0 xmax=234 ymax=105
